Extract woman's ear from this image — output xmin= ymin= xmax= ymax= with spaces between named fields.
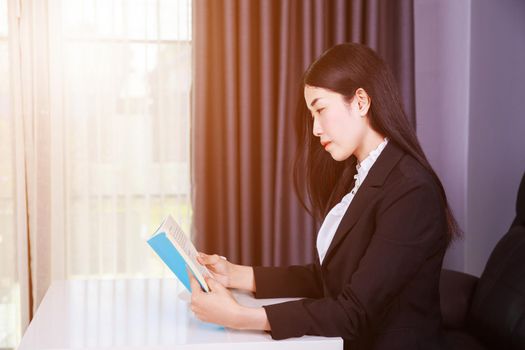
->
xmin=355 ymin=88 xmax=371 ymax=117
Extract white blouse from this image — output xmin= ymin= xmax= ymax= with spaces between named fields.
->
xmin=316 ymin=138 xmax=389 ymax=264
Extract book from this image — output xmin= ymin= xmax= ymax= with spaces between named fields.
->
xmin=147 ymin=215 xmax=211 ymax=292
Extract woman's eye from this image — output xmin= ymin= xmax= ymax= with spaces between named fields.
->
xmin=310 ymin=108 xmax=325 ymax=119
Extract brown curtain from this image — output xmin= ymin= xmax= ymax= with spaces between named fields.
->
xmin=192 ymin=0 xmax=415 ymax=266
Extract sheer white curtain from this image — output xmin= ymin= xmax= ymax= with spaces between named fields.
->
xmin=50 ymin=0 xmax=193 ymax=280
xmin=1 ymin=1 xmax=24 ymax=347
xmin=1 ymin=0 xmax=192 ymax=347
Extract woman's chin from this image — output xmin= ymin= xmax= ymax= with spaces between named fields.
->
xmin=328 ymin=150 xmax=350 ymax=162
xmin=327 ymin=149 xmax=352 ymax=162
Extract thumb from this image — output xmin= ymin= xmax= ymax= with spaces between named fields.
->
xmin=206 ymin=277 xmax=225 ymax=293
xmin=188 ymin=269 xmax=202 ymax=294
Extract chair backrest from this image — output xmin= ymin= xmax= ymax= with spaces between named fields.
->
xmin=467 ymin=172 xmax=525 ymax=349
xmin=514 ymin=170 xmax=525 ymax=228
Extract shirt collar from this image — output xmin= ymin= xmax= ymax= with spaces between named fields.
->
xmin=354 ymin=137 xmax=389 ymax=188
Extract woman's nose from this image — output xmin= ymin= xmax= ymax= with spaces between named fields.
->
xmin=312 ymin=117 xmax=323 ymax=137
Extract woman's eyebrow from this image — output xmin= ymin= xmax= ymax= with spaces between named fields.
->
xmin=310 ymin=97 xmax=322 ymax=108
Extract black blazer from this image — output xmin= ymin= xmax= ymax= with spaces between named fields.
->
xmin=253 ymin=141 xmax=449 ymax=350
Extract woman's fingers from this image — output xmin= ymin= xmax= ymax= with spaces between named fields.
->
xmin=198 ymin=252 xmax=221 ymax=265
xmin=196 ymin=255 xmax=204 ymax=265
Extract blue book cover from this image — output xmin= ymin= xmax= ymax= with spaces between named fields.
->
xmin=147 ymin=215 xmax=210 ymax=292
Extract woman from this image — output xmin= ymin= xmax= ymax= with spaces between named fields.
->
xmin=188 ymin=43 xmax=459 ymax=350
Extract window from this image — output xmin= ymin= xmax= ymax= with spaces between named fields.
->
xmin=1 ymin=1 xmax=193 ymax=347
xmin=54 ymin=0 xmax=193 ymax=277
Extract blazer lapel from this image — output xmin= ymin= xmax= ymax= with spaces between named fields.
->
xmin=322 ymin=141 xmax=406 ymax=265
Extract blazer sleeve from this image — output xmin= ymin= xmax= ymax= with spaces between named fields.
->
xmin=253 ymin=263 xmax=324 ymax=299
xmin=262 ymin=179 xmax=446 ymax=340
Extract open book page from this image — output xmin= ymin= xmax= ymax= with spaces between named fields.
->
xmin=158 ymin=215 xmax=211 ymax=291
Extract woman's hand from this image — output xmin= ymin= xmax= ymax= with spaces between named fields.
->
xmin=196 ymin=252 xmax=232 ymax=288
xmin=189 ymin=273 xmax=270 ymax=331
xmin=197 ymin=251 xmax=256 ymax=292
xmin=189 ymin=273 xmax=242 ymax=328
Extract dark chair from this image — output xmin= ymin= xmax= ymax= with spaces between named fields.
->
xmin=439 ymin=171 xmax=525 ymax=349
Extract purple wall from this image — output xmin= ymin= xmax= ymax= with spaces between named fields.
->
xmin=415 ymin=0 xmax=525 ymax=276
xmin=466 ymin=0 xmax=525 ymax=276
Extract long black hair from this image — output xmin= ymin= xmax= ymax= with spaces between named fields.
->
xmin=293 ymin=43 xmax=461 ymax=244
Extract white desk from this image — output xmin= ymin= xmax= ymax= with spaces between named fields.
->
xmin=18 ymin=278 xmax=342 ymax=349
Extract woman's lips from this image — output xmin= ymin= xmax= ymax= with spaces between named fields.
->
xmin=323 ymin=142 xmax=332 ymax=149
